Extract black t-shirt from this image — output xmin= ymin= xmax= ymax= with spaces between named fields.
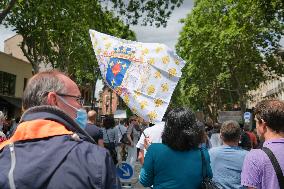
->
xmin=85 ymin=123 xmax=103 ymax=143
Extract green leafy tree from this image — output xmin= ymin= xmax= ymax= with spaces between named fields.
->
xmin=1 ymin=0 xmax=184 ymax=26
xmin=0 ymin=0 xmax=17 ymax=24
xmin=175 ymin=0 xmax=284 ymax=119
xmin=2 ymin=0 xmax=184 ymax=83
xmin=102 ymin=0 xmax=184 ymax=27
xmin=3 ymin=0 xmax=135 ymax=84
xmin=1 ymin=0 xmax=185 ymax=111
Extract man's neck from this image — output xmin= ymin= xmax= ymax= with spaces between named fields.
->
xmin=88 ymin=121 xmax=95 ymax=124
xmin=223 ymin=141 xmax=239 ymax=147
xmin=264 ymin=131 xmax=284 ymax=141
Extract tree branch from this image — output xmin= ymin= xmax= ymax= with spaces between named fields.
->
xmin=21 ymin=39 xmax=39 ymax=74
xmin=0 ymin=0 xmax=17 ymax=24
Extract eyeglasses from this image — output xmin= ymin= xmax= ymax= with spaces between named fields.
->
xmin=56 ymin=93 xmax=84 ymax=106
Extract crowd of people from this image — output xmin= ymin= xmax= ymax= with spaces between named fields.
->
xmin=138 ymin=100 xmax=284 ymax=189
xmin=0 ymin=70 xmax=284 ymax=189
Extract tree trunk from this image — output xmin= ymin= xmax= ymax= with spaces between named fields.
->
xmin=21 ymin=40 xmax=40 ymax=74
xmin=231 ymin=69 xmax=246 ymax=115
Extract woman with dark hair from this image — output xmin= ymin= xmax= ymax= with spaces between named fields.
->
xmin=102 ymin=115 xmax=118 ymax=164
xmin=139 ymin=107 xmax=212 ymax=188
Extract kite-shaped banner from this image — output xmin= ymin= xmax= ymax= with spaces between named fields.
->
xmin=89 ymin=29 xmax=185 ymax=123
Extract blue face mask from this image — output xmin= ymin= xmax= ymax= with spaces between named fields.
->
xmin=57 ymin=95 xmax=87 ymax=129
xmin=74 ymin=108 xmax=88 ymax=129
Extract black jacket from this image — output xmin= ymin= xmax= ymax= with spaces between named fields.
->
xmin=0 ymin=105 xmax=121 ymax=189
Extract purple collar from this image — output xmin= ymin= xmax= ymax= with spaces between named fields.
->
xmin=263 ymin=138 xmax=284 ymax=147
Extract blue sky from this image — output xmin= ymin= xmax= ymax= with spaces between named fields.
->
xmin=0 ymin=1 xmax=194 ymax=98
xmin=0 ymin=1 xmax=194 ymax=51
xmin=1 ymin=1 xmax=283 ymax=51
xmin=1 ymin=1 xmax=283 ymax=98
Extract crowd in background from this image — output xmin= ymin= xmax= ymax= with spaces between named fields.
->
xmin=0 ymin=71 xmax=283 ymax=189
xmin=138 ymin=100 xmax=284 ymax=189
xmin=0 ymin=101 xmax=283 ymax=189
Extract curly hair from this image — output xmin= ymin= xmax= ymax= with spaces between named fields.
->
xmin=221 ymin=120 xmax=241 ymax=142
xmin=162 ymin=107 xmax=204 ymax=151
xmin=254 ymin=99 xmax=284 ymax=133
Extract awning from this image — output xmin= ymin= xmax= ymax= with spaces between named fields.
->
xmin=114 ymin=109 xmax=127 ymax=119
xmin=0 ymin=95 xmax=22 ymax=108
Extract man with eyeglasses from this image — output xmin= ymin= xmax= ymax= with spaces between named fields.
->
xmin=0 ymin=71 xmax=120 ymax=189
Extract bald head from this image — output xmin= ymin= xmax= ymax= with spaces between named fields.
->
xmin=88 ymin=110 xmax=97 ymax=124
xmin=22 ymin=70 xmax=83 ymax=121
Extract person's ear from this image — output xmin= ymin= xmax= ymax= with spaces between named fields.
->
xmin=257 ymin=118 xmax=267 ymax=134
xmin=22 ymin=105 xmax=25 ymax=112
xmin=259 ymin=119 xmax=266 ymax=127
xmin=46 ymin=92 xmax=58 ymax=106
xmin=262 ymin=123 xmax=268 ymax=133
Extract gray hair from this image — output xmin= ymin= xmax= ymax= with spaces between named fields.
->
xmin=220 ymin=120 xmax=241 ymax=142
xmin=0 ymin=111 xmax=5 ymax=121
xmin=22 ymin=71 xmax=67 ymax=110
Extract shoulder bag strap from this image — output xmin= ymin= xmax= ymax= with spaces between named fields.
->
xmin=118 ymin=126 xmax=123 ymax=135
xmin=200 ymin=148 xmax=207 ymax=180
xmin=105 ymin=129 xmax=111 ymax=143
xmin=262 ymin=147 xmax=284 ymax=189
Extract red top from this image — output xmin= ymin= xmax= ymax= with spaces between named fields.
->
xmin=246 ymin=131 xmax=258 ymax=148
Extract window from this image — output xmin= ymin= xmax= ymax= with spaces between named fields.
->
xmin=23 ymin=78 xmax=28 ymax=91
xmin=0 ymin=71 xmax=16 ymax=96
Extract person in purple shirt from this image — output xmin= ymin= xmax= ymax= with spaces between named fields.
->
xmin=241 ymin=99 xmax=284 ymax=189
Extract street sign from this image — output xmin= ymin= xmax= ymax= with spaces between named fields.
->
xmin=116 ymin=162 xmax=134 ymax=181
xmin=218 ymin=111 xmax=242 ymax=123
xmin=244 ymin=112 xmax=251 ymax=122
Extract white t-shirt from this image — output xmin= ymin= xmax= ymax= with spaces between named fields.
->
xmin=210 ymin=133 xmax=222 ymax=148
xmin=114 ymin=124 xmax=127 ymax=143
xmin=136 ymin=121 xmax=165 ymax=155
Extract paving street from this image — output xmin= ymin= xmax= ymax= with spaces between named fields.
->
xmin=120 ymin=162 xmax=145 ymax=189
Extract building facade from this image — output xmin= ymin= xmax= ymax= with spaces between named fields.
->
xmin=4 ymin=35 xmax=29 ymax=62
xmin=247 ymin=79 xmax=284 ymax=109
xmin=247 ymin=49 xmax=284 ymax=108
xmin=4 ymin=34 xmax=93 ymax=107
xmin=98 ymin=86 xmax=119 ymax=115
xmin=4 ymin=34 xmax=53 ymax=72
xmin=0 ymin=52 xmax=33 ymax=118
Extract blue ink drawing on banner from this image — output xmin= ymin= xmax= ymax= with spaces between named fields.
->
xmin=106 ymin=46 xmax=132 ymax=89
